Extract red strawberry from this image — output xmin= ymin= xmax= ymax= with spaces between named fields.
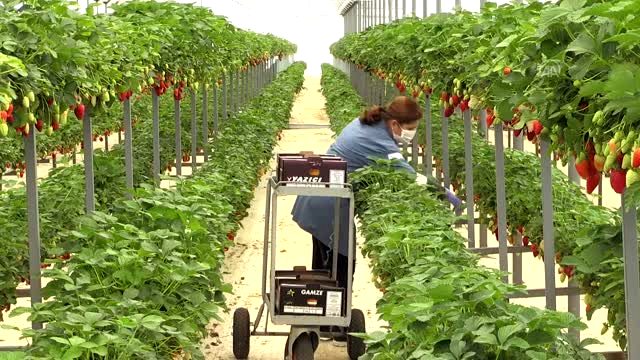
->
xmin=517 ymin=225 xmax=524 ymax=234
xmin=412 ymin=90 xmax=419 ymax=98
xmin=610 ymin=168 xmax=627 ymax=194
xmin=527 ymin=129 xmax=536 ymax=142
xmin=527 ymin=120 xmax=543 ymax=136
xmin=459 ymin=100 xmax=469 ymax=112
xmin=444 ymin=106 xmax=455 ymax=118
xmin=35 ymin=119 xmax=44 ymax=132
xmin=632 ymin=148 xmax=640 ymax=168
xmin=227 ymin=232 xmax=235 ymax=241
xmin=440 ymin=92 xmax=449 ymax=102
xmin=575 ymin=154 xmax=591 ymax=180
xmin=52 ymin=121 xmax=60 ymax=131
xmin=74 ymin=104 xmax=85 ymax=120
xmin=7 ymin=104 xmax=13 ymax=115
xmin=0 ymin=111 xmax=7 ymax=122
xmin=578 ymin=101 xmax=589 ymax=112
xmin=530 ymin=243 xmax=539 ymax=257
xmin=451 ymin=95 xmax=460 ymax=107
xmin=503 ymin=66 xmax=512 ymax=76
xmin=522 ymin=236 xmax=530 ymax=247
xmin=514 ymin=129 xmax=522 ymax=137
xmin=586 ymin=172 xmax=600 ymax=194
xmin=486 ymin=113 xmax=495 ymax=127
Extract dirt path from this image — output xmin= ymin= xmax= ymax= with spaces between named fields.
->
xmin=203 ymin=75 xmax=385 ymax=359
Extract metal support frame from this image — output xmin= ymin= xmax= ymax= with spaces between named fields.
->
xmin=24 ymin=128 xmax=42 ymax=330
xmin=223 ymin=72 xmax=228 ymax=123
xmin=441 ymin=108 xmax=450 ymax=189
xmin=463 ymin=109 xmax=475 ymax=248
xmin=152 ymin=91 xmax=160 ymax=183
xmin=567 ymin=156 xmax=581 ymax=340
xmin=123 ymin=98 xmax=134 ymax=197
xmin=494 ymin=123 xmax=508 ymax=283
xmin=424 ymin=96 xmax=432 ymax=177
xmin=436 ymin=0 xmax=441 ymax=13
xmin=174 ymin=99 xmax=182 ymax=176
xmin=190 ymin=89 xmax=197 ymax=173
xmin=83 ymin=108 xmax=95 ymax=213
xmin=622 ymin=194 xmax=640 ymax=360
xmin=540 ymin=140 xmax=556 ymax=310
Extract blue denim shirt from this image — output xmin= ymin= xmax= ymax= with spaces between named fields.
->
xmin=291 ymin=118 xmax=415 ymax=256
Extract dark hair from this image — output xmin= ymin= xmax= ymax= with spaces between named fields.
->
xmin=359 ymin=96 xmax=423 ymax=126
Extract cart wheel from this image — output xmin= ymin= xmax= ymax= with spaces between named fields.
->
xmin=232 ymin=308 xmax=250 ymax=359
xmin=347 ymin=309 xmax=366 ymax=360
xmin=290 ymin=333 xmax=314 ymax=360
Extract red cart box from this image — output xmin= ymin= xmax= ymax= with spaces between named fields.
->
xmin=276 ymin=152 xmax=347 ymax=187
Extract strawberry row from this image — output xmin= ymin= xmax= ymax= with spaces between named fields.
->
xmin=330 ymin=0 xmax=640 ymax=196
xmin=321 ymin=63 xmax=602 ymax=359
xmin=5 ymin=62 xmax=306 ymax=359
xmin=425 ymin=110 xmax=633 ymax=350
xmin=0 ymin=0 xmax=295 ymax=171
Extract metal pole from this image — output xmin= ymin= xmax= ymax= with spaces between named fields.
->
xmin=422 ymin=0 xmax=427 ymax=17
xmin=394 ymin=0 xmax=398 ymax=19
xmin=24 ymin=128 xmax=42 ymax=330
xmin=622 ymin=194 xmax=640 ymax=360
xmin=123 ymin=98 xmax=134 ymax=197
xmin=229 ymin=71 xmax=234 ymax=116
xmin=540 ymin=140 xmax=557 ymax=310
xmin=494 ymin=123 xmax=508 ymax=283
xmin=412 ymin=0 xmax=416 ymax=16
xmin=223 ymin=72 xmax=228 ymax=123
xmin=83 ymin=108 xmax=95 ymax=213
xmin=402 ymin=0 xmax=406 ymax=17
xmin=205 ymin=84 xmax=212 ymax=161
xmin=566 ymin=156 xmax=580 ymax=340
xmin=152 ymin=91 xmax=160 ymax=183
xmin=388 ymin=0 xmax=392 ymax=21
xmin=191 ymin=88 xmax=198 ymax=172
xmin=436 ymin=0 xmax=441 ymax=13
xmin=463 ymin=109 xmax=475 ymax=248
xmin=441 ymin=108 xmax=450 ymax=189
xmin=174 ymin=98 xmax=182 ymax=176
xmin=455 ymin=0 xmax=461 ymax=9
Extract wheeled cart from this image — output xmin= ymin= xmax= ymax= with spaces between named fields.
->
xmin=232 ymin=175 xmax=366 ymax=360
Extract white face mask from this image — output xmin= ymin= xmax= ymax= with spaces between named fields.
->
xmin=394 ymin=127 xmax=417 ymax=144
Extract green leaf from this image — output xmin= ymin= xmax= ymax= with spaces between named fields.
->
xmin=566 ymin=33 xmax=597 ymax=55
xmin=498 ymin=324 xmax=525 ymax=344
xmin=123 ymin=287 xmax=139 ymax=299
xmin=61 ymin=346 xmax=83 ymax=360
xmin=526 ymin=350 xmax=548 ymax=360
xmin=504 ymin=336 xmax=530 ymax=349
xmin=475 ymin=333 xmax=498 ymax=345
xmin=140 ymin=314 xmax=164 ymax=330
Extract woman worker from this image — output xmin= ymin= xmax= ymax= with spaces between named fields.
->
xmin=291 ymin=96 xmax=461 ymax=344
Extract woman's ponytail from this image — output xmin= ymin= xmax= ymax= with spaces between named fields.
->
xmin=359 ymin=106 xmax=389 ymax=125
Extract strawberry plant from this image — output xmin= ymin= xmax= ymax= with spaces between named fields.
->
xmin=322 ymin=64 xmax=603 ymax=359
xmin=7 ymin=62 xmax=306 ymax=359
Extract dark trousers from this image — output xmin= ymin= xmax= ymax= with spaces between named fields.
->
xmin=311 ymin=237 xmax=355 ymax=310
